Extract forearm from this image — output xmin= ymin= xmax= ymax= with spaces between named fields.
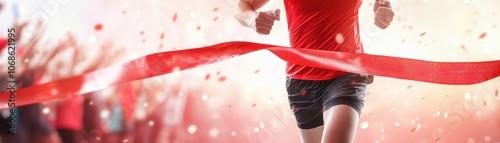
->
xmin=235 ymin=1 xmax=256 ymax=27
xmin=235 ymin=0 xmax=269 ymax=27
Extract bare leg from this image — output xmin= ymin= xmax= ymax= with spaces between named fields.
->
xmin=321 ymin=105 xmax=359 ymax=143
xmin=297 ymin=126 xmax=324 ymax=143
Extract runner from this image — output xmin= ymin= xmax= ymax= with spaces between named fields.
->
xmin=235 ymin=0 xmax=394 ymax=142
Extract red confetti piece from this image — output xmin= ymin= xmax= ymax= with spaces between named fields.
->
xmin=407 ymin=85 xmax=413 ymax=89
xmin=122 ymin=10 xmax=127 ymax=14
xmin=419 ymin=32 xmax=426 ymax=36
xmin=140 ymin=31 xmax=144 ymax=35
xmin=172 ymin=13 xmax=177 ymax=23
xmin=350 ymin=80 xmax=357 ymax=84
xmin=160 ymin=32 xmax=165 ymax=39
xmin=294 ymin=107 xmax=300 ymax=112
xmin=495 ymin=89 xmax=498 ymax=97
xmin=435 ymin=137 xmax=441 ymax=142
xmin=460 ymin=45 xmax=468 ymax=52
xmin=94 ymin=23 xmax=103 ymax=31
xmin=218 ymin=76 xmax=226 ymax=82
xmin=158 ymin=43 xmax=163 ymax=49
xmin=252 ymin=103 xmax=256 ymax=107
xmin=254 ymin=69 xmax=260 ymax=74
xmin=300 ymin=89 xmax=307 ymax=97
xmin=479 ymin=32 xmax=487 ymax=39
xmin=196 ymin=25 xmax=201 ymax=31
xmin=205 ymin=73 xmax=210 ymax=80
xmin=410 ymin=128 xmax=417 ymax=132
xmin=213 ymin=7 xmax=219 ymax=11
xmin=213 ymin=17 xmax=218 ymax=21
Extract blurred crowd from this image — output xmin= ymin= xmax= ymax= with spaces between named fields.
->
xmin=0 ymin=2 xmax=188 ymax=143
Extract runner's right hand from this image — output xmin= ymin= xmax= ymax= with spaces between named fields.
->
xmin=250 ymin=9 xmax=280 ymax=35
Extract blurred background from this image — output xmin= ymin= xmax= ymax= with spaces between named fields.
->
xmin=0 ymin=0 xmax=499 ymax=143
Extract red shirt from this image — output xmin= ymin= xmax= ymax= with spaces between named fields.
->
xmin=284 ymin=0 xmax=364 ymax=80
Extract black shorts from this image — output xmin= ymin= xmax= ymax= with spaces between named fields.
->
xmin=286 ymin=73 xmax=373 ymax=129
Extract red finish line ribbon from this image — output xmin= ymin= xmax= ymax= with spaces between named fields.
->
xmin=1 ymin=41 xmax=499 ymax=109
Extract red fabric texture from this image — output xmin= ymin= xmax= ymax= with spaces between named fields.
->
xmin=0 ymin=42 xmax=499 ymax=109
xmin=284 ymin=0 xmax=364 ymax=80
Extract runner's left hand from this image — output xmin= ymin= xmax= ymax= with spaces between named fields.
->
xmin=374 ymin=0 xmax=394 ymax=29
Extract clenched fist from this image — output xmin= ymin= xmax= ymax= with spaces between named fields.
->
xmin=374 ymin=0 xmax=394 ymax=29
xmin=250 ymin=9 xmax=280 ymax=35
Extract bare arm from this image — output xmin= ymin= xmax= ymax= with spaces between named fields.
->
xmin=235 ymin=0 xmax=280 ymax=35
xmin=235 ymin=0 xmax=270 ymax=27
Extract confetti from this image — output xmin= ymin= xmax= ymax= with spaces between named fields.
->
xmin=479 ymin=32 xmax=487 ymax=39
xmin=495 ymin=89 xmax=498 ymax=97
xmin=213 ymin=7 xmax=219 ymax=11
xmin=122 ymin=10 xmax=127 ymax=14
xmin=196 ymin=25 xmax=201 ymax=31
xmin=294 ymin=107 xmax=300 ymax=112
xmin=158 ymin=43 xmax=163 ymax=49
xmin=140 ymin=31 xmax=144 ymax=35
xmin=94 ymin=23 xmax=103 ymax=31
xmin=410 ymin=127 xmax=417 ymax=132
xmin=213 ymin=17 xmax=218 ymax=21
xmin=254 ymin=69 xmax=260 ymax=74
xmin=142 ymin=39 xmax=146 ymax=43
xmin=160 ymin=32 xmax=165 ymax=39
xmin=435 ymin=137 xmax=441 ymax=142
xmin=300 ymin=89 xmax=307 ymax=97
xmin=172 ymin=13 xmax=178 ymax=23
xmin=218 ymin=76 xmax=226 ymax=82
xmin=351 ymin=80 xmax=357 ymax=84
xmin=483 ymin=101 xmax=487 ymax=106
xmin=407 ymin=85 xmax=413 ymax=89
xmin=460 ymin=45 xmax=468 ymax=52
xmin=216 ymin=71 xmax=221 ymax=75
xmin=205 ymin=73 xmax=210 ymax=80
xmin=419 ymin=32 xmax=426 ymax=36
xmin=252 ymin=103 xmax=256 ymax=107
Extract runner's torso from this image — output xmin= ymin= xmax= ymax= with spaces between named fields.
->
xmin=283 ymin=0 xmax=364 ymax=80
